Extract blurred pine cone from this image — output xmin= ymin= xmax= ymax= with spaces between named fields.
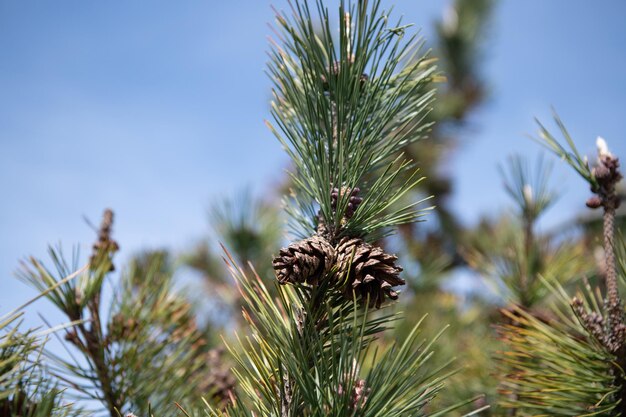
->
xmin=89 ymin=208 xmax=119 ymax=272
xmin=191 ymin=347 xmax=236 ymax=408
xmin=205 ymin=347 xmax=236 ymax=408
xmin=272 ymin=235 xmax=336 ymax=285
xmin=335 ymin=237 xmax=404 ymax=308
xmin=331 ymin=186 xmax=363 ymax=219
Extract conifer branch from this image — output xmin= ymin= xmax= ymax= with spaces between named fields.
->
xmin=206 ymin=2 xmax=486 ymax=416
xmin=497 ymin=114 xmax=626 ymax=414
xmin=17 ymin=210 xmax=226 ymax=415
xmin=1 ymin=289 xmax=79 ymax=415
xmin=535 ymin=116 xmax=625 ymax=354
xmin=268 ymin=0 xmax=437 ymax=241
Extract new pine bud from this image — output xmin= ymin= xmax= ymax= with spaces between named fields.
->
xmin=586 ymin=196 xmax=602 ymax=209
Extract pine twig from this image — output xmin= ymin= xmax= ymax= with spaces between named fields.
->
xmin=569 ymin=137 xmax=626 ymax=412
xmin=584 ymin=139 xmax=625 ymax=353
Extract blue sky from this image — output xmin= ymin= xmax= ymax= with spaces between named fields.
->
xmin=1 ymin=0 xmax=625 ymax=319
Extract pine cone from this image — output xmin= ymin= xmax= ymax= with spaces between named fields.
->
xmin=331 ymin=186 xmax=363 ymax=219
xmin=335 ymin=237 xmax=404 ymax=308
xmin=316 ymin=214 xmax=330 ymax=238
xmin=205 ymin=347 xmax=236 ymax=407
xmin=273 ymin=235 xmax=336 ymax=285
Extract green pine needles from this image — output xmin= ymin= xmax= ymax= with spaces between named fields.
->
xmin=5 ymin=2 xmax=625 ymax=417
xmin=205 ymin=1 xmax=485 ymax=416
xmin=15 ymin=211 xmax=227 ymax=416
xmin=267 ymin=0 xmax=436 ymax=241
xmin=495 ymin=114 xmax=626 ymax=416
xmin=0 ymin=272 xmax=82 ymax=416
xmin=204 ymin=251 xmax=482 ymax=417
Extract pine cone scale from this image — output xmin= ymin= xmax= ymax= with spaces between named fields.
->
xmin=273 ymin=235 xmax=336 ymax=285
xmin=335 ymin=237 xmax=405 ymax=308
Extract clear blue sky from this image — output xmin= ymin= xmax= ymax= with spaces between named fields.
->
xmin=1 ymin=1 xmax=625 ymax=319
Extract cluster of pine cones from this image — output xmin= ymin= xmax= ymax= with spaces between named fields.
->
xmin=272 ymin=188 xmax=404 ymax=308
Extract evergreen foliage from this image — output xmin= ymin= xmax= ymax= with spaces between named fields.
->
xmin=266 ymin=0 xmax=436 ymax=241
xmin=3 ymin=1 xmax=625 ymax=417
xmin=184 ymin=191 xmax=283 ymax=326
xmin=492 ymin=116 xmax=625 ymax=415
xmin=200 ymin=1 xmax=486 ymax=416
xmin=1 ymin=276 xmax=80 ymax=416
xmin=463 ymin=155 xmax=592 ymax=309
xmin=203 ymin=252 xmax=483 ymax=417
xmin=0 ymin=316 xmax=73 ymax=417
xmin=16 ymin=211 xmax=230 ymax=416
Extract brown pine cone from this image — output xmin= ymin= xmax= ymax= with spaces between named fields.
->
xmin=335 ymin=237 xmax=404 ymax=308
xmin=331 ymin=186 xmax=363 ymax=219
xmin=272 ymin=235 xmax=336 ymax=285
xmin=205 ymin=347 xmax=236 ymax=408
